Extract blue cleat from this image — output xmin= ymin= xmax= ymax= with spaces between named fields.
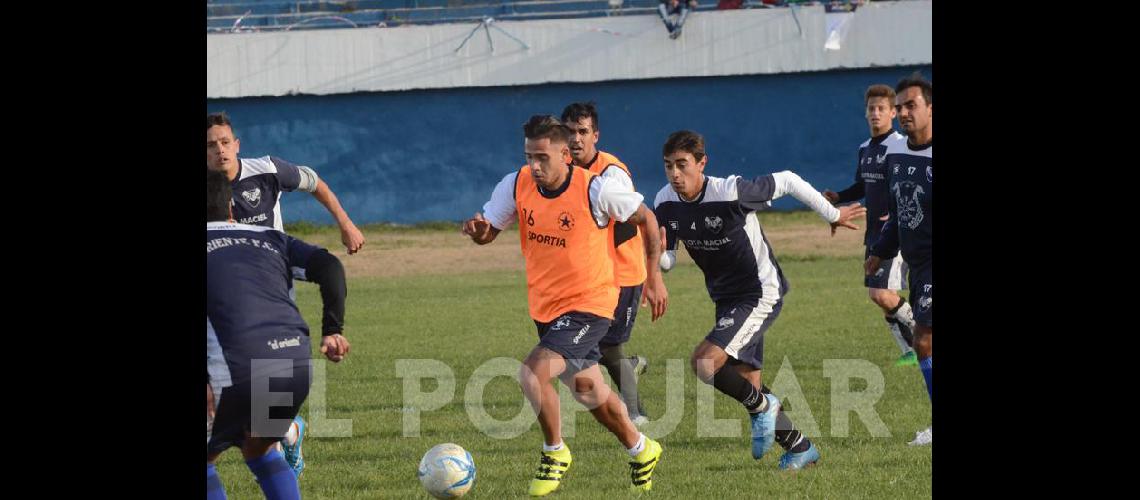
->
xmin=749 ymin=393 xmax=780 ymax=459
xmin=282 ymin=416 xmax=306 ymax=478
xmin=778 ymin=442 xmax=820 ymax=470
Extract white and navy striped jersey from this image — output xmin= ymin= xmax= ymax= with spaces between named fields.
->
xmin=206 ymin=222 xmax=322 ymax=388
xmin=230 ymin=156 xmax=307 ymax=230
xmin=834 ymin=130 xmax=906 ymax=247
xmin=870 ymin=136 xmax=932 ymax=266
xmin=653 ymin=172 xmax=840 ymax=302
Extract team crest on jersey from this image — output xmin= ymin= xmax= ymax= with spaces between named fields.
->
xmin=892 ymin=181 xmax=925 ymax=230
xmin=716 ymin=316 xmax=735 ymax=330
xmin=704 ymin=216 xmax=724 ymax=233
xmin=926 ymin=166 xmax=933 ymax=183
xmin=241 ymin=188 xmax=262 ymax=208
xmin=557 ymin=212 xmax=575 ymax=231
xmin=876 ymin=153 xmax=887 ymax=164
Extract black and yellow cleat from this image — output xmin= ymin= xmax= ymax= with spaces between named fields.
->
xmin=528 ymin=446 xmax=572 ymax=497
xmin=629 ymin=438 xmax=662 ymax=492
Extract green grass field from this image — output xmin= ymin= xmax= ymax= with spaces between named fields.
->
xmin=214 ymin=212 xmax=932 ymax=499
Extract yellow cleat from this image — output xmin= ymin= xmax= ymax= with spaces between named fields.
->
xmin=528 ymin=445 xmax=572 ymax=497
xmin=629 ymin=438 xmax=662 ymax=492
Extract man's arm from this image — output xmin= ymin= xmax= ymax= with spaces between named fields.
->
xmin=593 ymin=173 xmax=668 ymax=321
xmin=311 ymin=179 xmax=366 ymax=255
xmin=624 ymin=204 xmax=668 ymax=321
xmin=866 ymin=183 xmax=900 ymax=275
xmin=741 ymin=171 xmax=866 ymax=235
xmin=269 ymin=156 xmax=366 ymax=254
xmin=464 ymin=171 xmax=518 ymax=245
xmin=286 ymin=236 xmax=351 ymax=362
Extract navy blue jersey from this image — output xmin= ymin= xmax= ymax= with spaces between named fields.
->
xmin=206 ymin=222 xmax=322 ymax=387
xmin=835 ymin=130 xmax=906 ymax=247
xmin=230 ymin=156 xmax=303 ymax=230
xmin=654 ymin=175 xmax=788 ymax=302
xmin=870 ymin=136 xmax=932 ymax=266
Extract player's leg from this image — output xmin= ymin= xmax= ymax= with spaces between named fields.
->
xmin=525 ymin=315 xmax=593 ymax=497
xmin=866 ymin=251 xmax=917 ymax=366
xmin=656 ymin=3 xmax=674 ymax=32
xmin=908 ymin=261 xmax=933 ymax=446
xmin=560 ymin=365 xmax=662 ymax=491
xmin=598 ymin=284 xmax=648 ymax=423
xmin=519 ymin=346 xmax=568 ymax=450
xmin=242 ymin=357 xmax=310 ymax=500
xmin=241 ymin=437 xmax=301 ymax=500
xmin=732 ymin=363 xmax=819 ymax=469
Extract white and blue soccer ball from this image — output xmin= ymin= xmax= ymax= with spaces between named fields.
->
xmin=418 ymin=443 xmax=476 ymax=499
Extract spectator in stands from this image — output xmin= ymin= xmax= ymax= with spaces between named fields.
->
xmin=718 ymin=0 xmax=743 ymax=9
xmin=658 ymin=0 xmax=698 ymax=39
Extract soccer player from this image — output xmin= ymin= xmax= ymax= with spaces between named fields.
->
xmin=824 ymin=84 xmax=918 ymax=367
xmin=206 ymin=112 xmax=366 ymax=254
xmin=207 ymin=169 xmax=351 ymax=500
xmin=206 ymin=111 xmax=364 ymax=473
xmin=561 ymin=102 xmax=663 ymax=426
xmin=866 ymin=74 xmax=933 ymax=446
xmin=462 ymin=116 xmax=666 ymax=496
xmin=653 ymin=130 xmax=865 ymax=470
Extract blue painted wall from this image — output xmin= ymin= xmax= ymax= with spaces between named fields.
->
xmin=207 ymin=65 xmax=931 ymax=224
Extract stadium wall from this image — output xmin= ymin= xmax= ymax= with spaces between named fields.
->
xmin=207 ymin=1 xmax=931 ymax=98
xmin=208 ymin=64 xmax=932 ymax=224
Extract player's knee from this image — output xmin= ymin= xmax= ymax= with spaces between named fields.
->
xmin=690 ymin=355 xmax=717 ymax=384
xmin=867 ymin=288 xmax=897 ymax=309
xmin=518 ymin=361 xmax=543 ymax=390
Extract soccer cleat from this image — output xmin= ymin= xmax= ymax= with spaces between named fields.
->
xmin=630 ymin=355 xmax=649 ymax=377
xmin=778 ymin=442 xmax=821 ymax=470
xmin=528 ymin=446 xmax=572 ymax=497
xmin=894 ymin=351 xmax=918 ymax=367
xmin=669 ymin=27 xmax=682 ymax=39
xmin=908 ymin=426 xmax=932 ymax=446
xmin=749 ymin=393 xmax=780 ymax=459
xmin=282 ymin=416 xmax=306 ymax=478
xmin=629 ymin=438 xmax=662 ymax=492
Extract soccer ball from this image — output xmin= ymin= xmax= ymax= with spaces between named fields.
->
xmin=418 ymin=443 xmax=476 ymax=499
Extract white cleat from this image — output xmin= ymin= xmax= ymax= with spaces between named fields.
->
xmin=908 ymin=426 xmax=932 ymax=446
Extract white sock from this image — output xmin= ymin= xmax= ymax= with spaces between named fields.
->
xmin=282 ymin=422 xmax=299 ymax=446
xmin=627 ymin=433 xmax=646 ymax=457
xmin=543 ymin=441 xmax=564 ymax=452
xmin=892 ymin=301 xmax=916 ymax=330
xmin=886 ymin=321 xmax=914 ymax=355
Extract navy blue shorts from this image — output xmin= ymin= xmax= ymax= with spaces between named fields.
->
xmin=864 ymin=248 xmax=908 ymax=290
xmin=908 ymin=260 xmax=932 ymax=327
xmin=534 ymin=311 xmax=612 ymax=373
xmin=704 ymin=296 xmax=783 ymax=370
xmin=207 ymin=358 xmax=311 ymax=458
xmin=600 ymin=284 xmax=643 ymax=346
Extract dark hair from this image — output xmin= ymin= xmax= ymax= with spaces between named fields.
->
xmin=895 ymin=72 xmax=932 ymax=106
xmin=207 ymin=169 xmax=232 ymax=222
xmin=207 ymin=112 xmax=233 ymax=131
xmin=864 ymin=84 xmax=896 ymax=105
xmin=560 ymin=102 xmax=599 ymax=132
xmin=523 ymin=115 xmax=573 ymax=145
xmin=663 ymin=130 xmax=706 ymax=162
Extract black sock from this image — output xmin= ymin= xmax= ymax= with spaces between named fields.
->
xmin=760 ymin=384 xmax=811 ymax=453
xmin=712 ymin=366 xmax=766 ymax=412
xmin=600 ymin=343 xmax=641 ymax=415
